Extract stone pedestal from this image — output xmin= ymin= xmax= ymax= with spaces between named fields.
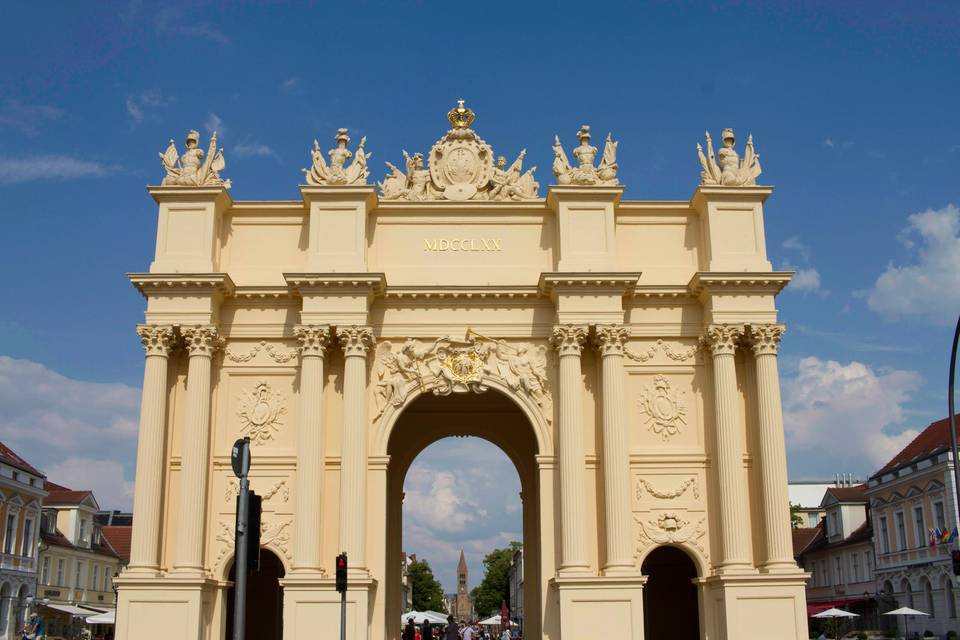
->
xmin=114 ymin=575 xmax=218 ymax=640
xmin=301 ymin=186 xmax=377 ymax=272
xmin=281 ymin=576 xmax=376 ymax=640
xmin=704 ymin=574 xmax=809 ymax=640
xmin=554 ymin=575 xmax=647 ymax=640
xmin=148 ymin=186 xmax=231 ymax=273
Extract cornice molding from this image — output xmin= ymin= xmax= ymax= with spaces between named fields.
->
xmin=128 ymin=273 xmax=235 ymax=298
xmin=687 ymin=271 xmax=792 ymax=295
xmin=538 ymin=272 xmax=641 ymax=296
xmin=383 ymin=285 xmax=545 ymax=301
xmin=299 ymin=184 xmax=378 ymax=208
xmin=283 ymin=272 xmax=387 ymax=297
xmin=689 ymin=185 xmax=773 ymax=209
xmin=147 ymin=185 xmax=232 ymax=205
xmin=546 ymin=184 xmax=624 ymax=209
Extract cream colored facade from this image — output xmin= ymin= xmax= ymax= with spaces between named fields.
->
xmin=115 ymin=105 xmax=808 ymax=640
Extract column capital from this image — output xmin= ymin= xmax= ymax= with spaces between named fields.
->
xmin=551 ymin=324 xmax=588 ymax=357
xmin=295 ymin=324 xmax=332 ymax=357
xmin=136 ymin=324 xmax=176 ymax=357
xmin=593 ymin=324 xmax=629 ymax=356
xmin=181 ymin=325 xmax=223 ymax=357
xmin=699 ymin=323 xmax=744 ymax=357
xmin=745 ymin=323 xmax=786 ymax=356
xmin=338 ymin=325 xmax=374 ymax=357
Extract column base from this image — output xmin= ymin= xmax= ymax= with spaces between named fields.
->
xmin=760 ymin=560 xmax=800 ymax=574
xmin=713 ymin=561 xmax=758 ymax=576
xmin=115 ymin=574 xmax=220 ymax=640
xmin=556 ymin=564 xmax=593 ymax=579
xmin=702 ymin=571 xmax=809 ymax=640
xmin=552 ymin=574 xmax=647 ymax=640
xmin=602 ymin=564 xmax=642 ymax=578
xmin=281 ymin=575 xmax=376 ymax=640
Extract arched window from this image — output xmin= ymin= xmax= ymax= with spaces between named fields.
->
xmin=924 ymin=578 xmax=935 ymax=618
xmin=902 ymin=579 xmax=914 ymax=609
xmin=947 ymin=579 xmax=957 ymax=619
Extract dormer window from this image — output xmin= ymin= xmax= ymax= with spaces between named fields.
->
xmin=830 ymin=511 xmax=840 ymax=537
xmin=79 ymin=518 xmax=87 ymax=545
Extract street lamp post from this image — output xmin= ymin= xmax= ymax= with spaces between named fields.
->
xmin=949 ymin=315 xmax=960 ymax=558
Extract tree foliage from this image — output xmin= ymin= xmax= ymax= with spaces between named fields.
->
xmin=408 ymin=559 xmax=447 ymax=612
xmin=469 ymin=542 xmax=521 ymax=618
xmin=789 ymin=502 xmax=803 ymax=529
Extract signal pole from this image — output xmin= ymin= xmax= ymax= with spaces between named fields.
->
xmin=337 ymin=553 xmax=348 ymax=640
xmin=231 ymin=438 xmax=252 ymax=640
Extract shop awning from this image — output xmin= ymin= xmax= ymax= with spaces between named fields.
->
xmin=806 ymin=598 xmax=868 ymax=617
xmin=43 ymin=603 xmax=106 ymax=617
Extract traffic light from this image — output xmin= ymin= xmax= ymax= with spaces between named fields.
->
xmin=248 ymin=492 xmax=262 ymax=573
xmin=952 ymin=549 xmax=960 ymax=576
xmin=336 ymin=553 xmax=348 ymax=593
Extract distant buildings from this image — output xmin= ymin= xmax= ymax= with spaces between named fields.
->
xmin=400 ymin=552 xmax=413 ymax=614
xmin=449 ymin=550 xmax=474 ymax=622
xmin=0 ymin=443 xmax=46 ymax=640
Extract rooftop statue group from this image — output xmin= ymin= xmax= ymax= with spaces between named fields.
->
xmin=157 ymin=101 xmax=763 ymax=194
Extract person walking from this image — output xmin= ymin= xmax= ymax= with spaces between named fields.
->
xmin=445 ymin=615 xmax=458 ymax=640
xmin=500 ymin=626 xmax=511 ymax=640
xmin=403 ymin=616 xmax=417 ymax=640
xmin=422 ymin=618 xmax=434 ymax=640
xmin=462 ymin=621 xmax=475 ymax=640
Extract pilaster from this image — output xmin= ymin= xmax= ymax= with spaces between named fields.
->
xmin=148 ymin=186 xmax=231 ymax=273
xmin=283 ymin=273 xmax=386 ymax=326
xmin=538 ymin=273 xmax=639 ymax=326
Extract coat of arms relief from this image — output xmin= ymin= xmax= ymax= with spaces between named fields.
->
xmin=373 ymin=331 xmax=552 ymax=422
xmin=378 ymin=100 xmax=539 ymax=202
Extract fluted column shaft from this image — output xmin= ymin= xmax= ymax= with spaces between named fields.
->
xmin=551 ymin=325 xmax=590 ymax=574
xmin=293 ymin=325 xmax=331 ymax=572
xmin=702 ymin=324 xmax=752 ymax=572
xmin=174 ymin=325 xmax=221 ymax=573
xmin=128 ymin=325 xmax=175 ymax=572
xmin=339 ymin=326 xmax=374 ymax=573
xmin=594 ymin=325 xmax=634 ymax=573
xmin=748 ymin=324 xmax=795 ymax=571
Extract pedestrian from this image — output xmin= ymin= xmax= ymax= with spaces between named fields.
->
xmin=462 ymin=620 xmax=476 ymax=640
xmin=422 ymin=618 xmax=433 ymax=640
xmin=445 ymin=615 xmax=458 ymax=640
xmin=500 ymin=625 xmax=511 ymax=640
xmin=403 ymin=616 xmax=417 ymax=640
xmin=21 ymin=613 xmax=43 ymax=640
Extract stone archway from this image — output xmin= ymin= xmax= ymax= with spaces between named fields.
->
xmin=641 ymin=546 xmax=701 ymax=640
xmin=382 ymin=389 xmax=545 ymax=640
xmin=225 ymin=549 xmax=286 ymax=640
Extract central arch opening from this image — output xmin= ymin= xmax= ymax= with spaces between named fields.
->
xmin=384 ymin=391 xmax=542 ymax=640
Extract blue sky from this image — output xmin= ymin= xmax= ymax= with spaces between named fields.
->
xmin=1 ymin=1 xmax=958 ymax=592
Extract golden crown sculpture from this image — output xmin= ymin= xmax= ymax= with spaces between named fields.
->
xmin=447 ymin=98 xmax=475 ymax=129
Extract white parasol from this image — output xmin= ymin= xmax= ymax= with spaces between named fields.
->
xmin=883 ymin=607 xmax=929 ymax=638
xmin=812 ymin=608 xmax=859 ymax=618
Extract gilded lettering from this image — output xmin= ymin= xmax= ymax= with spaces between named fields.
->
xmin=491 ymin=239 xmax=502 ymax=250
xmin=438 ymin=239 xmax=450 ymax=251
xmin=420 ymin=238 xmax=503 ymax=252
xmin=424 ymin=239 xmax=438 ymax=252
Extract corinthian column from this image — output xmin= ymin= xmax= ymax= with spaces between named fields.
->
xmin=293 ymin=325 xmax=331 ymax=573
xmin=551 ymin=325 xmax=590 ymax=574
xmin=174 ymin=325 xmax=221 ymax=574
xmin=747 ymin=324 xmax=795 ymax=571
xmin=338 ymin=326 xmax=374 ymax=574
xmin=701 ymin=324 xmax=752 ymax=573
xmin=128 ymin=325 xmax=175 ymax=573
xmin=593 ymin=324 xmax=634 ymax=574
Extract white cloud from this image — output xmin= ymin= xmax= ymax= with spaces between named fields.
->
xmin=45 ymin=458 xmax=134 ymax=512
xmin=783 ymin=356 xmax=922 ymax=478
xmin=0 ymin=99 xmax=64 ymax=135
xmin=155 ymin=8 xmax=230 ymax=46
xmin=126 ymin=88 xmax=173 ymax=124
xmin=823 ymin=138 xmax=835 ymax=149
xmin=0 ymin=155 xmax=117 ymax=184
xmin=205 ymin=113 xmax=225 ymax=137
xmin=0 ymin=356 xmax=139 ymax=509
xmin=865 ymin=204 xmax=960 ymax=324
xmin=788 ymin=267 xmax=822 ymax=293
xmin=234 ymin=142 xmax=279 ymax=160
xmin=404 ymin=469 xmax=484 ymax=534
xmin=782 ymin=236 xmax=811 ymax=262
xmin=281 ymin=77 xmax=300 ymax=91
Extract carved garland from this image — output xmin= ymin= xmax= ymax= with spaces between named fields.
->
xmin=225 ymin=340 xmax=299 ymax=363
xmin=625 ymin=339 xmax=699 ymax=363
xmin=634 ymin=512 xmax=708 ymax=562
xmin=226 ymin=479 xmax=290 ymax=503
xmin=636 ymin=477 xmax=700 ymax=501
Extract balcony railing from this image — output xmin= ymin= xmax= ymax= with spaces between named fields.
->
xmin=0 ymin=553 xmax=36 ymax=573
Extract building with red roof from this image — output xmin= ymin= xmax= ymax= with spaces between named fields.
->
xmin=864 ymin=415 xmax=960 ymax=638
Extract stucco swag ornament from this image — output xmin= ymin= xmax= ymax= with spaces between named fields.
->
xmin=378 ymin=100 xmax=539 ymax=201
xmin=159 ymin=129 xmax=231 ymax=188
xmin=373 ymin=331 xmax=551 ymax=422
xmin=634 ymin=512 xmax=707 ymax=560
xmin=304 ymin=128 xmax=371 ymax=186
xmin=552 ymin=125 xmax=619 ymax=186
xmin=697 ymin=127 xmax=761 ymax=186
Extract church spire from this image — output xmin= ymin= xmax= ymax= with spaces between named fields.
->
xmin=458 ymin=549 xmax=468 ymax=573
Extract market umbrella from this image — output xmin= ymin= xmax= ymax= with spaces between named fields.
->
xmin=86 ymin=610 xmax=116 ymax=625
xmin=401 ymin=610 xmax=448 ymax=626
xmin=811 ymin=608 xmax=859 ymax=640
xmin=883 ymin=606 xmax=929 ymax=638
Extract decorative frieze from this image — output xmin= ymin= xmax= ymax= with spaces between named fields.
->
xmin=225 ymin=340 xmax=298 ymax=363
xmin=226 ymin=479 xmax=290 ymax=503
xmin=638 ymin=375 xmax=687 ymax=440
xmin=624 ymin=338 xmax=698 ymax=363
xmin=636 ymin=477 xmax=700 ymax=501
xmin=634 ymin=512 xmax=708 ymax=560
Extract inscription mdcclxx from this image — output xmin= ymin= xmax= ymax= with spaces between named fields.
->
xmin=423 ymin=238 xmax=502 ymax=252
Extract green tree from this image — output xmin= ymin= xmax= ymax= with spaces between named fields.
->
xmin=408 ymin=559 xmax=447 ymax=612
xmin=789 ymin=502 xmax=803 ymax=528
xmin=469 ymin=542 xmax=521 ymax=618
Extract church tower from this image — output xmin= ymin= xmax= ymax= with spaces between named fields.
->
xmin=455 ymin=550 xmax=472 ymax=621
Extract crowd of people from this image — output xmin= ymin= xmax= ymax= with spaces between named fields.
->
xmin=402 ymin=615 xmax=518 ymax=640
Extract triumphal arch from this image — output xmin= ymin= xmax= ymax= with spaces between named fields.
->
xmin=116 ymin=101 xmax=808 ymax=639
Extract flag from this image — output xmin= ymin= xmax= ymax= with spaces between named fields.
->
xmin=929 ymin=530 xmax=937 ymax=547
xmin=941 ymin=528 xmax=951 ymax=544
xmin=951 ymin=527 xmax=959 ymax=543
